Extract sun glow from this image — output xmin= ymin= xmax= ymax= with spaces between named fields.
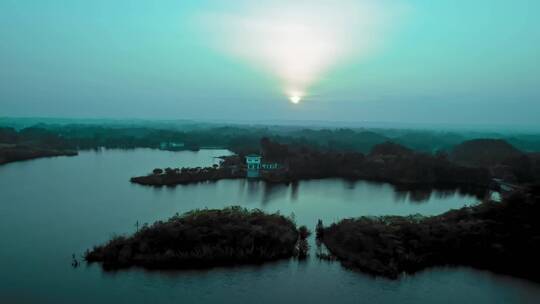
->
xmin=289 ymin=95 xmax=301 ymax=104
xmin=200 ymin=0 xmax=401 ymax=103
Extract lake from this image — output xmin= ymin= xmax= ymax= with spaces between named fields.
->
xmin=1 ymin=149 xmax=539 ymax=304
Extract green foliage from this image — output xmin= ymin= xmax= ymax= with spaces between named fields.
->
xmin=316 ymin=219 xmax=324 ymax=238
xmin=451 ymin=139 xmax=523 ymax=167
xmin=321 ymin=185 xmax=540 ymax=280
xmin=298 ymin=226 xmax=311 ymax=240
xmin=2 ymin=125 xmax=540 ymax=183
xmin=85 ymin=207 xmax=300 ymax=270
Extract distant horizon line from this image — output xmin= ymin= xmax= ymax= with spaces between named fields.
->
xmin=1 ymin=116 xmax=539 ymax=134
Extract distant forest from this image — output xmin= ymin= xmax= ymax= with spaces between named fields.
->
xmin=1 ymin=121 xmax=540 ymax=153
xmin=1 ymin=122 xmax=540 ymax=183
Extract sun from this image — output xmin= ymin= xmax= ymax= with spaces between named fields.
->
xmin=289 ymin=95 xmax=301 ymax=104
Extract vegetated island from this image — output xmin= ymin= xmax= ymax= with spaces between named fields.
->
xmin=85 ymin=207 xmax=310 ymax=270
xmin=317 ymin=184 xmax=540 ymax=281
xmin=130 ymin=138 xmax=493 ymax=192
xmin=130 ymin=155 xmax=246 ymax=186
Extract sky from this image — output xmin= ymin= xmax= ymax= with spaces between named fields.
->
xmin=1 ymin=0 xmax=539 ymax=127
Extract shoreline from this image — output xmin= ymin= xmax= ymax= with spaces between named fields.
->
xmin=129 ymin=164 xmax=492 ymax=198
xmin=0 ymin=147 xmax=78 ymax=165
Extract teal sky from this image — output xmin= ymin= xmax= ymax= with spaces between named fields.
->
xmin=1 ymin=0 xmax=539 ymax=127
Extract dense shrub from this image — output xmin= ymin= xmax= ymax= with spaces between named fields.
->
xmin=321 ymin=184 xmax=540 ymax=281
xmin=86 ymin=207 xmax=300 ymax=269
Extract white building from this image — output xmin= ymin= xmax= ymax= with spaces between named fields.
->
xmin=245 ymin=154 xmax=261 ymax=169
xmin=245 ymin=154 xmax=261 ymax=178
xmin=245 ymin=154 xmax=281 ymax=178
xmin=261 ymin=163 xmax=279 ymax=169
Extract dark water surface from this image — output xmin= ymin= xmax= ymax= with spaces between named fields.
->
xmin=1 ymin=149 xmax=539 ymax=304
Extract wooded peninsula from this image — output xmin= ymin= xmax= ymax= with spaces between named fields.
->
xmin=318 ymin=184 xmax=540 ymax=281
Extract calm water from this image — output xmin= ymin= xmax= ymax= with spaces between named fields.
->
xmin=1 ymin=149 xmax=539 ymax=304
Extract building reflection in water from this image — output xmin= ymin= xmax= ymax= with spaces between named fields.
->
xmin=261 ymin=182 xmax=283 ymax=204
xmin=290 ymin=182 xmax=299 ymax=202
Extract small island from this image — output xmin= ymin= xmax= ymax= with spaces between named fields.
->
xmin=130 ymin=155 xmax=246 ymax=186
xmin=85 ymin=207 xmax=308 ymax=270
xmin=318 ymin=184 xmax=540 ymax=281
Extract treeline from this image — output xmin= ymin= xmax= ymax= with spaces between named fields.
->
xmin=130 ymin=165 xmax=245 ymax=186
xmin=258 ymin=137 xmax=540 ymax=185
xmin=0 ymin=126 xmax=71 ymax=150
xmin=2 ymin=123 xmax=540 ymax=154
xmin=0 ymin=127 xmax=77 ymax=165
xmin=133 ymin=138 xmax=539 ymax=190
xmin=318 ymin=184 xmax=540 ymax=281
xmin=0 ymin=125 xmax=284 ymax=152
xmin=2 ymin=124 xmax=540 ymax=182
xmin=131 ymin=139 xmax=492 ymax=191
xmin=257 ymin=139 xmax=492 ymax=188
xmin=450 ymin=139 xmax=540 ymax=184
